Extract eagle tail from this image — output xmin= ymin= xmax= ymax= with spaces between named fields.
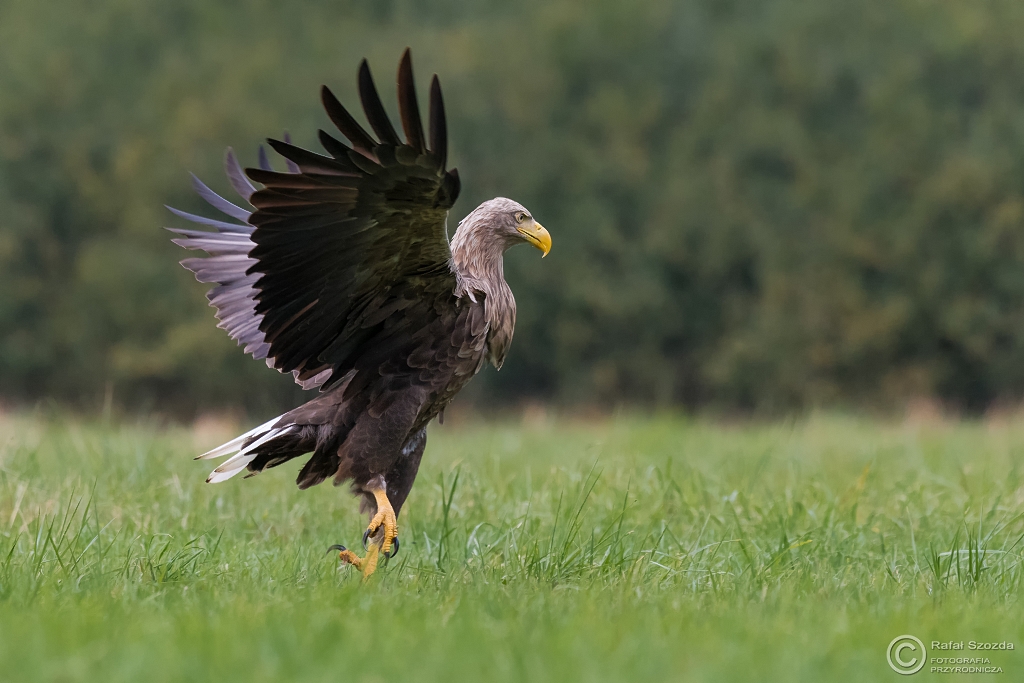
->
xmin=199 ymin=415 xmax=300 ymax=483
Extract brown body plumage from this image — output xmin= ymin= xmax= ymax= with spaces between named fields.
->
xmin=168 ymin=50 xmax=550 ymax=572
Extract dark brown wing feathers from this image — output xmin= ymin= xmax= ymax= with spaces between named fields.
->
xmin=428 ymin=76 xmax=447 ymax=168
xmin=357 ymin=60 xmax=402 ymax=147
xmin=397 ymin=48 xmax=426 ymax=154
xmin=320 ymin=85 xmax=376 ymax=158
xmin=220 ymin=50 xmax=461 ymax=393
xmin=170 ymin=50 xmax=485 ymax=489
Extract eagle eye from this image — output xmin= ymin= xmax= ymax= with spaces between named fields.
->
xmin=515 ymin=212 xmax=527 ymax=223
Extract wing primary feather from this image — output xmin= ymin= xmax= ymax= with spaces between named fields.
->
xmin=166 ymin=205 xmax=252 ymax=233
xmin=318 ymin=129 xmax=354 ymax=159
xmin=282 ymin=132 xmax=301 ymax=173
xmin=224 ymin=148 xmax=257 ymax=202
xmin=266 ymin=138 xmax=358 ymax=176
xmin=321 ymin=85 xmax=377 ymax=157
xmin=357 ymin=59 xmax=401 ymax=146
xmin=397 ymin=48 xmax=425 ymax=153
xmin=190 ymin=173 xmax=252 ymax=222
xmin=170 ymin=235 xmax=250 ymax=254
xmin=258 ymin=145 xmax=273 ymax=171
xmin=429 ymin=74 xmax=448 ymax=168
xmin=166 ymin=226 xmax=238 ymax=240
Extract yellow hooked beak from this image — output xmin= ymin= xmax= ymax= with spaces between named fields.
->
xmin=517 ymin=221 xmax=552 ymax=257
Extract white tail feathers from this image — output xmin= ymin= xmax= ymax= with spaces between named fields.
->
xmin=196 ymin=416 xmax=279 ymax=460
xmin=197 ymin=415 xmax=294 ymax=484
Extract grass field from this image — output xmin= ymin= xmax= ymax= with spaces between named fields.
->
xmin=2 ymin=411 xmax=1024 ymax=681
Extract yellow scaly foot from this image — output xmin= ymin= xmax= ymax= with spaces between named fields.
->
xmin=328 ymin=482 xmax=399 ymax=580
xmin=329 ymin=544 xmax=381 ymax=580
xmin=364 ymin=484 xmax=398 ymax=559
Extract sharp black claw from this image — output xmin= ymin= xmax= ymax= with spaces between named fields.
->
xmin=385 ymin=536 xmax=400 ymax=559
xmin=362 ymin=529 xmax=371 ymax=551
xmin=327 ymin=544 xmax=347 ymax=555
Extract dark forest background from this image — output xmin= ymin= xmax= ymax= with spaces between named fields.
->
xmin=4 ymin=0 xmax=1024 ymax=416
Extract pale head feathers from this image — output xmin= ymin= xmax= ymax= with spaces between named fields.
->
xmin=450 ymin=197 xmax=535 ymax=368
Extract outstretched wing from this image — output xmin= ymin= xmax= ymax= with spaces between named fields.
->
xmin=170 ymin=49 xmax=463 ymax=392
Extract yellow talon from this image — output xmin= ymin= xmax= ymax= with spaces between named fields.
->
xmin=367 ymin=486 xmax=398 ymax=558
xmin=336 ymin=547 xmax=364 ymax=570
xmin=332 ymin=482 xmax=398 ymax=581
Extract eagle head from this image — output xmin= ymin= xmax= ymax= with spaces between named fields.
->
xmin=452 ymin=197 xmax=551 ymax=262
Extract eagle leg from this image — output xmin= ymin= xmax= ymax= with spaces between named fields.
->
xmin=329 ymin=543 xmax=381 ymax=580
xmin=330 ymin=479 xmax=399 ymax=580
xmin=364 ymin=482 xmax=399 ymax=559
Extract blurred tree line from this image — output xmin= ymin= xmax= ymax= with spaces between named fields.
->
xmin=4 ymin=0 xmax=1024 ymax=415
